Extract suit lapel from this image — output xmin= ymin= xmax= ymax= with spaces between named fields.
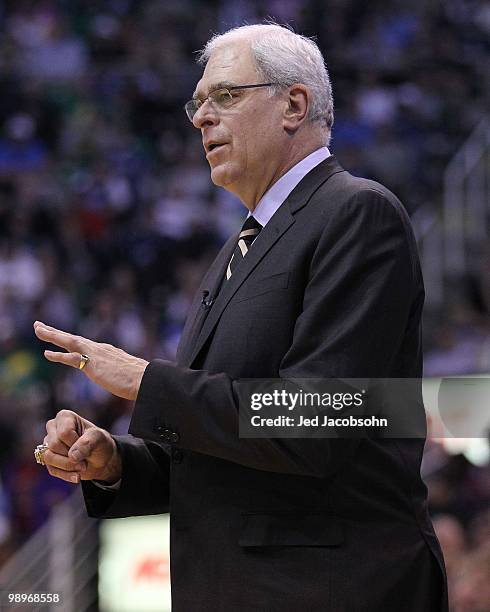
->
xmin=176 ymin=236 xmax=235 ymax=365
xmin=187 ymin=205 xmax=295 ymax=367
xmin=182 ymin=156 xmax=346 ymax=368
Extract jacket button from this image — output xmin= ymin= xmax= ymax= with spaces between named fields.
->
xmin=170 ymin=432 xmax=180 ymax=443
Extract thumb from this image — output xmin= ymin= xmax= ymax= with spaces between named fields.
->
xmin=68 ymin=429 xmax=100 ymax=463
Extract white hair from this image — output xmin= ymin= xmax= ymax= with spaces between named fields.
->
xmin=197 ymin=23 xmax=334 ymax=142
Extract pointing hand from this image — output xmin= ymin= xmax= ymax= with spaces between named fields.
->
xmin=34 ymin=321 xmax=148 ymax=401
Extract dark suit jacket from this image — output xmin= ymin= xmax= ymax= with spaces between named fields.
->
xmin=83 ymin=156 xmax=448 ymax=611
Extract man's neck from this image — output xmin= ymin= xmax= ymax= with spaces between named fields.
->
xmin=233 ymin=137 xmax=327 ymax=211
xmin=251 ymin=146 xmax=331 ymax=227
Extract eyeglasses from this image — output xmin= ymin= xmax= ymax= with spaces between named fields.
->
xmin=184 ymin=83 xmax=274 ymax=122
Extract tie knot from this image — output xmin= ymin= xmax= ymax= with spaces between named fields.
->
xmin=239 ymin=215 xmax=262 ymax=241
xmin=225 ymin=216 xmax=262 ymax=280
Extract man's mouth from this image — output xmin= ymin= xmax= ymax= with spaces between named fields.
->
xmin=205 ymin=141 xmax=228 ymax=154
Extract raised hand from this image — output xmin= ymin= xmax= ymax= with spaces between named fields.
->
xmin=33 ymin=321 xmax=149 ymax=401
xmin=42 ymin=409 xmax=122 ymax=485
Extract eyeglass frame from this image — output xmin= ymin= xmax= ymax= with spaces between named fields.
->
xmin=184 ymin=82 xmax=276 ymax=122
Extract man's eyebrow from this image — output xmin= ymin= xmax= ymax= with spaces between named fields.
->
xmin=192 ymin=81 xmax=237 ymax=99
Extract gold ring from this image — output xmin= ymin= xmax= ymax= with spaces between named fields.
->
xmin=34 ymin=443 xmax=49 ymax=466
xmin=79 ymin=354 xmax=90 ymax=370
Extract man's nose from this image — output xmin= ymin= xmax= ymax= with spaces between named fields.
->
xmin=192 ymin=101 xmax=219 ymax=129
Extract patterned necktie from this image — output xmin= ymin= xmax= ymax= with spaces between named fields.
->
xmin=226 ymin=215 xmax=262 ymax=280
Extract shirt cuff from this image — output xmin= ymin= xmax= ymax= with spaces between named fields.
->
xmin=91 ymin=479 xmax=121 ymax=491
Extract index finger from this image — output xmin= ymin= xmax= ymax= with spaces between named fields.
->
xmin=53 ymin=410 xmax=81 ymax=449
xmin=44 ymin=430 xmax=69 ymax=456
xmin=34 ymin=321 xmax=84 ymax=351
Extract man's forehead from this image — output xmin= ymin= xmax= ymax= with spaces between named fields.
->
xmin=193 ymin=42 xmax=257 ymax=98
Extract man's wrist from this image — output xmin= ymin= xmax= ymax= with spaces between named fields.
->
xmin=133 ymin=358 xmax=150 ymax=400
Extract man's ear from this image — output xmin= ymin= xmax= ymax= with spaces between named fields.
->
xmin=283 ymin=84 xmax=309 ymax=132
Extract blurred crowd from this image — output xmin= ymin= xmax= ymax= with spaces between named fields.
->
xmin=0 ymin=0 xmax=488 ymax=609
xmin=424 ymin=440 xmax=490 ymax=610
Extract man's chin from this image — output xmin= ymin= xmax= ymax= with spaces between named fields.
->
xmin=209 ymin=165 xmax=235 ymax=188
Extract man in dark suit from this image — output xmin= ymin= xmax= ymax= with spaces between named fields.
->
xmin=35 ymin=24 xmax=447 ymax=611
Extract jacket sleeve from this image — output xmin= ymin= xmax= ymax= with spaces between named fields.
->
xmin=82 ymin=434 xmax=170 ymax=518
xmin=129 ymin=189 xmax=422 ymax=478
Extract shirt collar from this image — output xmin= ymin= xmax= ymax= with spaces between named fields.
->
xmin=251 ymin=146 xmax=331 ymax=227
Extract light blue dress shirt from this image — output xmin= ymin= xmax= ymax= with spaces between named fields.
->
xmin=251 ymin=146 xmax=331 ymax=227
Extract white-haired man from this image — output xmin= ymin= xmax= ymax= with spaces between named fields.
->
xmin=35 ymin=24 xmax=447 ymax=611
